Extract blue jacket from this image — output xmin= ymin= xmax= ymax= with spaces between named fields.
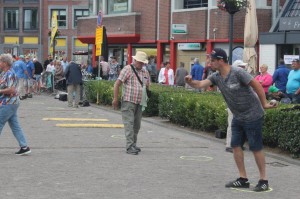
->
xmin=64 ymin=62 xmax=83 ymax=85
xmin=191 ymin=63 xmax=204 ymax=80
xmin=272 ymin=65 xmax=290 ymax=92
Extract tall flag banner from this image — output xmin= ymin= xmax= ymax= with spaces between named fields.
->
xmin=50 ymin=11 xmax=58 ymax=53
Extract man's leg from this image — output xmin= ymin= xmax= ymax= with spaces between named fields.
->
xmin=74 ymin=84 xmax=81 ymax=107
xmin=121 ymin=101 xmax=135 ymax=150
xmin=133 ymin=104 xmax=143 ymax=146
xmin=253 ymin=150 xmax=266 ymax=180
xmin=233 ymin=147 xmax=247 ymax=178
xmin=67 ymin=84 xmax=74 ymax=107
xmin=226 ymin=108 xmax=233 ymax=150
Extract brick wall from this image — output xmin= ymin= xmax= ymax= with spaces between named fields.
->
xmin=172 ymin=10 xmax=207 ymax=40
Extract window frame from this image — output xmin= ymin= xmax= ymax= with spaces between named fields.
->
xmin=4 ymin=8 xmax=19 ymax=31
xmin=74 ymin=9 xmax=89 ymax=28
xmin=107 ymin=0 xmax=129 ymax=15
xmin=51 ymin=9 xmax=67 ymax=28
xmin=23 ymin=8 xmax=39 ymax=31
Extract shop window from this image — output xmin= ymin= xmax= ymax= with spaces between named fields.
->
xmin=51 ymin=9 xmax=67 ymax=28
xmin=108 ymin=0 xmax=129 ymax=14
xmin=174 ymin=0 xmax=208 ymax=10
xmin=4 ymin=8 xmax=19 ymax=30
xmin=74 ymin=9 xmax=89 ymax=27
xmin=24 ymin=8 xmax=38 ymax=30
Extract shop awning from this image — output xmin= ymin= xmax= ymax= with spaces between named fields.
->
xmin=77 ymin=34 xmax=140 ymax=44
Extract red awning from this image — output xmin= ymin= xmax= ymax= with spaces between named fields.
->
xmin=77 ymin=34 xmax=140 ymax=44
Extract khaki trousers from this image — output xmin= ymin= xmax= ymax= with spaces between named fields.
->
xmin=121 ymin=101 xmax=142 ymax=150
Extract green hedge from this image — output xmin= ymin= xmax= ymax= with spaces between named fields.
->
xmin=84 ymin=80 xmax=300 ymax=156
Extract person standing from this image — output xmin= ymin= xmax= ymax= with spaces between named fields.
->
xmin=286 ymin=59 xmax=300 ymax=103
xmin=12 ymin=55 xmax=28 ymax=100
xmin=112 ymin=51 xmax=150 ymax=155
xmin=255 ymin=64 xmax=273 ymax=96
xmin=158 ymin=61 xmax=174 ymax=85
xmin=225 ymin=60 xmax=248 ymax=153
xmin=33 ymin=58 xmax=43 ymax=94
xmin=185 ymin=48 xmax=277 ymax=192
xmin=0 ymin=53 xmax=31 ymax=155
xmin=61 ymin=56 xmax=69 ymax=72
xmin=24 ymin=56 xmax=35 ymax=98
xmin=43 ymin=55 xmax=52 ymax=71
xmin=272 ymin=59 xmax=290 ymax=93
xmin=64 ymin=61 xmax=83 ymax=108
xmin=191 ymin=58 xmax=204 ymax=80
xmin=175 ymin=62 xmax=188 ymax=87
xmin=108 ymin=56 xmax=120 ymax=81
xmin=100 ymin=56 xmax=109 ymax=80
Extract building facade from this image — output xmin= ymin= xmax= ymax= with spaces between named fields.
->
xmin=77 ymin=0 xmax=286 ymax=73
xmin=0 ymin=0 xmax=90 ymax=62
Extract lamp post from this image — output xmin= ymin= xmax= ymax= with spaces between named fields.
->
xmin=217 ymin=0 xmax=248 ymax=64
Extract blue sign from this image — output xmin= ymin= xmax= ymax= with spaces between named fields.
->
xmin=97 ymin=10 xmax=103 ymax=26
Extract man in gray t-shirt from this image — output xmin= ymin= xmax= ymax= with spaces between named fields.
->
xmin=185 ymin=48 xmax=277 ymax=192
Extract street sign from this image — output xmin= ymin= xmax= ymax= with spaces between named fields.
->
xmin=95 ymin=26 xmax=103 ymax=56
xmin=95 ymin=44 xmax=102 ymax=56
xmin=95 ymin=26 xmax=103 ymax=45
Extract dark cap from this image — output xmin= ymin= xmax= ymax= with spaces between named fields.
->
xmin=292 ymin=58 xmax=299 ymax=62
xmin=210 ymin=48 xmax=228 ymax=61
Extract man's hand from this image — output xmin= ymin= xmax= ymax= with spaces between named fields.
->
xmin=263 ymin=100 xmax=278 ymax=109
xmin=112 ymin=98 xmax=119 ymax=110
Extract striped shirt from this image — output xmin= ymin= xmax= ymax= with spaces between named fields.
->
xmin=118 ymin=65 xmax=150 ymax=104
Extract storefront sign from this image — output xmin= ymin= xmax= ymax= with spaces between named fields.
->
xmin=178 ymin=43 xmax=201 ymax=50
xmin=284 ymin=55 xmax=300 ymax=64
xmin=172 ymin=24 xmax=187 ymax=34
xmin=279 ymin=17 xmax=300 ymax=31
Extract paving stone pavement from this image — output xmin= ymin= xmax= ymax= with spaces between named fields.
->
xmin=0 ymin=94 xmax=299 ymax=199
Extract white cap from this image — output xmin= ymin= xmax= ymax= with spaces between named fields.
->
xmin=232 ymin=60 xmax=247 ymax=67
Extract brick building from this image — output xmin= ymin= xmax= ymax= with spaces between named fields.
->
xmin=0 ymin=0 xmax=89 ymax=62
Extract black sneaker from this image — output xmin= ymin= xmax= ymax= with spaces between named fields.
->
xmin=225 ymin=178 xmax=250 ymax=188
xmin=15 ymin=147 xmax=31 ymax=156
xmin=225 ymin=147 xmax=233 ymax=153
xmin=126 ymin=146 xmax=139 ymax=155
xmin=134 ymin=146 xmax=141 ymax=152
xmin=253 ymin=180 xmax=269 ymax=192
xmin=27 ymin=93 xmax=33 ymax=98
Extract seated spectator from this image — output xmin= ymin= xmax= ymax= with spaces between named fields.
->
xmin=268 ymin=85 xmax=291 ymax=104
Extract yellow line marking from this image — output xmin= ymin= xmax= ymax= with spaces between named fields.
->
xmin=56 ymin=124 xmax=124 ymax=128
xmin=230 ymin=186 xmax=273 ymax=193
xmin=180 ymin=156 xmax=213 ymax=162
xmin=43 ymin=118 xmax=109 ymax=122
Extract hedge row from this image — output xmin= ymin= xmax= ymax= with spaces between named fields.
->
xmin=84 ymin=80 xmax=300 ymax=156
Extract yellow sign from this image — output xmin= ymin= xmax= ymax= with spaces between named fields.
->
xmin=95 ymin=26 xmax=103 ymax=56
xmin=95 ymin=44 xmax=102 ymax=56
xmin=95 ymin=26 xmax=103 ymax=45
xmin=50 ymin=11 xmax=58 ymax=53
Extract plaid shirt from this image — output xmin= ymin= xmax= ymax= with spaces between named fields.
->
xmin=118 ymin=65 xmax=150 ymax=104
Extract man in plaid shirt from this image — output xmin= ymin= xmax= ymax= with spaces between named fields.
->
xmin=113 ymin=51 xmax=150 ymax=155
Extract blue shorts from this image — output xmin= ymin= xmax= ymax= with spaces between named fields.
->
xmin=231 ymin=116 xmax=264 ymax=151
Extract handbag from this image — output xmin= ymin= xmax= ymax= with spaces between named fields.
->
xmin=130 ymin=65 xmax=151 ymax=97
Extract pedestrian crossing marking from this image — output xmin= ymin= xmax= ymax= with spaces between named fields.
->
xmin=43 ymin=118 xmax=109 ymax=122
xmin=56 ymin=124 xmax=124 ymax=128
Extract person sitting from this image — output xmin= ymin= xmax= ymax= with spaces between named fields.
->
xmin=268 ymin=85 xmax=291 ymax=104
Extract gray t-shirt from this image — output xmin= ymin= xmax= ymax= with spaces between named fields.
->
xmin=208 ymin=66 xmax=264 ymax=121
